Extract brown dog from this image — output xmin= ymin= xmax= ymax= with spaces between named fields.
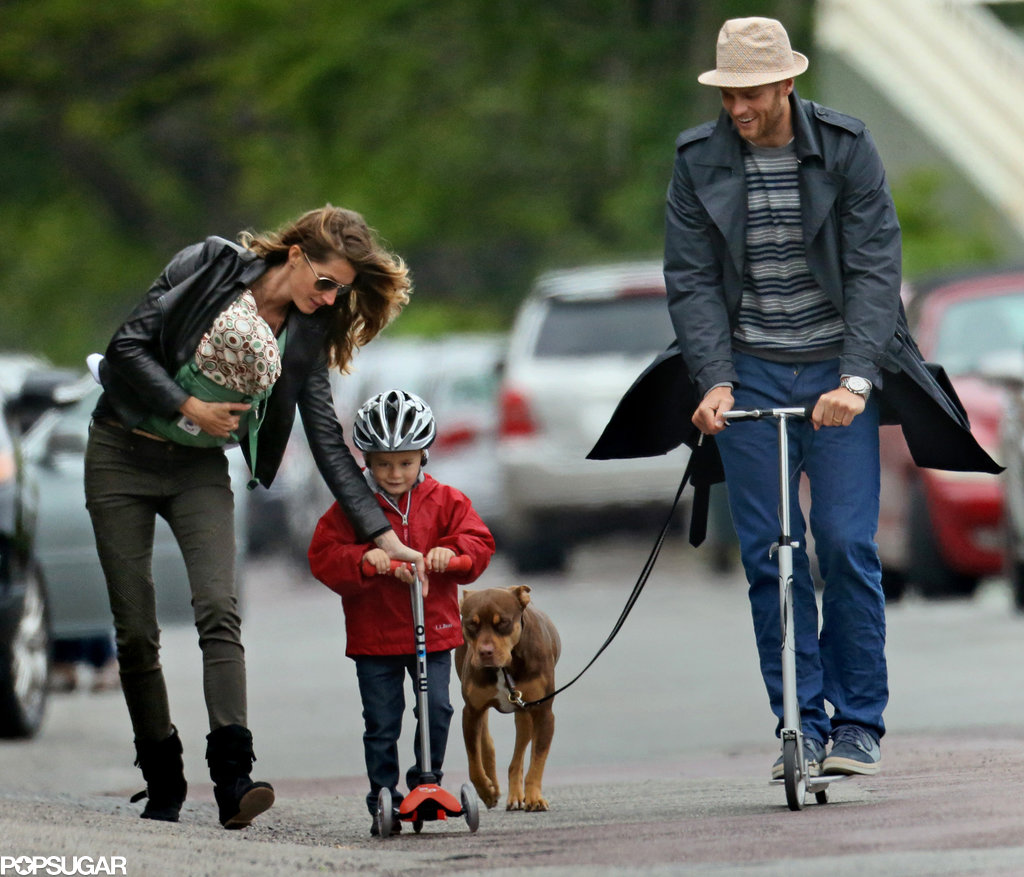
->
xmin=455 ymin=585 xmax=561 ymax=811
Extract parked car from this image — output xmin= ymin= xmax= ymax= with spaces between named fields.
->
xmin=0 ymin=387 xmax=49 ymax=738
xmin=975 ymin=347 xmax=1024 ymax=611
xmin=497 ymin=261 xmax=689 ymax=573
xmin=877 ymin=269 xmax=1017 ymax=600
xmin=260 ymin=334 xmax=507 ymax=565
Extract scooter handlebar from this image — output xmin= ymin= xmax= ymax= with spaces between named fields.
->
xmin=361 ymin=555 xmax=473 ymax=577
xmin=721 ymin=405 xmax=813 ymax=422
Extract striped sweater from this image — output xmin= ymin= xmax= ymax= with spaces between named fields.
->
xmin=733 ymin=140 xmax=844 ymax=362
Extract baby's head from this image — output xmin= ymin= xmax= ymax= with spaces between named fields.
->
xmin=195 ymin=290 xmax=281 ymax=395
xmin=353 ymin=389 xmax=435 ymax=495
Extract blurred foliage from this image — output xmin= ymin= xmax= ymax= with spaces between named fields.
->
xmin=0 ymin=0 xmax=1004 ymax=365
xmin=892 ymin=169 xmax=1003 ymax=281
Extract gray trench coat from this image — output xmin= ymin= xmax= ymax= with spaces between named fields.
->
xmin=589 ymin=95 xmax=1001 ymax=540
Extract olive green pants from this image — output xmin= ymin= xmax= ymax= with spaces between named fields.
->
xmin=85 ymin=420 xmax=245 ymax=741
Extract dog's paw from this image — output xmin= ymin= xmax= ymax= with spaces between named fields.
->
xmin=525 ymin=795 xmax=549 ymax=812
xmin=506 ymin=795 xmax=524 ymax=811
xmin=476 ymin=780 xmax=501 ymax=809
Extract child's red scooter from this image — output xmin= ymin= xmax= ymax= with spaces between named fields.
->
xmin=361 ymin=555 xmax=480 ymax=836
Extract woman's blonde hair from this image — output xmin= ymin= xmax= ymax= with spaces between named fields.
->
xmin=239 ymin=205 xmax=411 ymax=372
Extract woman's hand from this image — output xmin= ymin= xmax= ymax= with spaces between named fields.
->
xmin=373 ymin=529 xmax=428 ymax=595
xmin=179 ymin=396 xmax=251 ymax=438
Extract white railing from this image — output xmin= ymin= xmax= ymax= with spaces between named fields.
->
xmin=817 ymin=0 xmax=1024 ymax=238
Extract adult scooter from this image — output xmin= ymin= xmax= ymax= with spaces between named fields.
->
xmin=721 ymin=407 xmax=849 ymax=810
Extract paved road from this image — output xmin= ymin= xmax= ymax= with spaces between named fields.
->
xmin=3 ymin=539 xmax=1024 ymax=875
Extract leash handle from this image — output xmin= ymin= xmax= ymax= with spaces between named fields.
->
xmin=517 ymin=444 xmax=700 ymax=708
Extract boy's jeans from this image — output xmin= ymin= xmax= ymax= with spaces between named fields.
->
xmin=714 ymin=352 xmax=888 ymax=744
xmin=354 ymin=651 xmax=454 ymax=814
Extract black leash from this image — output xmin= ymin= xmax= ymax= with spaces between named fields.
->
xmin=514 ymin=441 xmax=701 ymax=709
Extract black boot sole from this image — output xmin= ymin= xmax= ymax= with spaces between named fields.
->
xmin=140 ymin=809 xmax=182 ymax=822
xmin=222 ymin=784 xmax=275 ymax=829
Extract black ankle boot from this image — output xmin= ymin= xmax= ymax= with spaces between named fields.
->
xmin=131 ymin=726 xmax=187 ymax=822
xmin=205 ymin=724 xmax=275 ymax=829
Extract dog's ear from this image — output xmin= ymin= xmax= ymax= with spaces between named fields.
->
xmin=510 ymin=584 xmax=532 ymax=609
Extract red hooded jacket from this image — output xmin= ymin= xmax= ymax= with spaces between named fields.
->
xmin=308 ymin=472 xmax=495 ymax=656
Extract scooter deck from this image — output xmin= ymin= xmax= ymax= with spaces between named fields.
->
xmin=769 ymin=774 xmax=850 ymax=790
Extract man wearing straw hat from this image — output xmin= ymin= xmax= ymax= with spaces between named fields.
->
xmin=590 ymin=14 xmax=1000 ymax=786
xmin=671 ymin=17 xmax=895 ymax=780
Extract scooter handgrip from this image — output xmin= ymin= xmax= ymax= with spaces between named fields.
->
xmin=446 ymin=555 xmax=473 ymax=574
xmin=360 ymin=556 xmax=472 ymax=576
xmin=361 ymin=559 xmax=411 ymax=576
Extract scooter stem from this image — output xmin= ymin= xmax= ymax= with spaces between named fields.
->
xmin=409 ymin=573 xmax=436 ymax=781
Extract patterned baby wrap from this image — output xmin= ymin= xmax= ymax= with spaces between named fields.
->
xmin=194 ymin=290 xmax=281 ymax=395
xmin=136 ymin=290 xmax=283 ymax=448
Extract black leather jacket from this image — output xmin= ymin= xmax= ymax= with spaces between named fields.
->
xmin=93 ymin=236 xmax=389 ymax=542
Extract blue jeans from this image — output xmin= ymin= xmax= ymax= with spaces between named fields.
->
xmin=354 ymin=651 xmax=454 ymax=814
xmin=714 ymin=352 xmax=887 ymax=744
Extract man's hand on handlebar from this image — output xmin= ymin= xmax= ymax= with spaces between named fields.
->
xmin=693 ymin=385 xmax=734 ymax=435
xmin=811 ymin=387 xmax=866 ymax=431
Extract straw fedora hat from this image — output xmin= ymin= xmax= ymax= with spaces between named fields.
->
xmin=698 ymin=17 xmax=808 ymax=88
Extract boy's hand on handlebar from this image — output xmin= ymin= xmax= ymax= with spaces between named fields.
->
xmin=811 ymin=388 xmax=865 ymax=430
xmin=426 ymin=547 xmax=456 ymax=573
xmin=693 ymin=386 xmax=734 ymax=435
xmin=361 ymin=548 xmax=392 ymax=576
xmin=372 ymin=529 xmax=428 ymax=596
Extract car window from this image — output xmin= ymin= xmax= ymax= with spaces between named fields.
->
xmin=933 ymin=292 xmax=1024 ymax=374
xmin=534 ymin=296 xmax=674 ymax=357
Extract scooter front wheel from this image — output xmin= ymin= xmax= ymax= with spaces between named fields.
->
xmin=783 ymin=737 xmax=806 ymax=811
xmin=376 ymin=787 xmax=393 ymax=838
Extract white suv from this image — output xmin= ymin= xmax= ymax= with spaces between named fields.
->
xmin=497 ymin=261 xmax=690 ymax=573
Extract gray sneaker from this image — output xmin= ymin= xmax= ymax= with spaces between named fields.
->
xmin=823 ymin=725 xmax=881 ymax=775
xmin=771 ymin=737 xmax=825 ymax=780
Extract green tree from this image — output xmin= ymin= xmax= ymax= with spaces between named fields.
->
xmin=0 ymin=1 xmax=883 ymax=365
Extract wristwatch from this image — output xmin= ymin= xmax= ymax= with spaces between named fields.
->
xmin=840 ymin=375 xmax=872 ymax=400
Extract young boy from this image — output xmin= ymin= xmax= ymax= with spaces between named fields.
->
xmin=308 ymin=388 xmax=495 ymax=835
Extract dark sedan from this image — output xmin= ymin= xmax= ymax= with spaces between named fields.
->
xmin=0 ymin=390 xmax=48 ymax=737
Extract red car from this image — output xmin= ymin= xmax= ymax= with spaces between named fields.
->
xmin=877 ymin=269 xmax=1016 ymax=600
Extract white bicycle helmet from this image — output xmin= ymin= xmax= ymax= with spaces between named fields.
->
xmin=353 ymin=389 xmax=436 ymax=454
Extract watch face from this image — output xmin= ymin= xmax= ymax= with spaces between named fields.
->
xmin=844 ymin=377 xmax=870 ymax=394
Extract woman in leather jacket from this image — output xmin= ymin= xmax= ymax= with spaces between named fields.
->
xmin=84 ymin=205 xmax=423 ymax=829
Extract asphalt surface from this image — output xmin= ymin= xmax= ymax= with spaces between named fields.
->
xmin=3 ymin=541 xmax=1024 ymax=875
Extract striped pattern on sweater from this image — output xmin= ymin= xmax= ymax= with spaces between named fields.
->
xmin=734 ymin=142 xmax=844 ymax=355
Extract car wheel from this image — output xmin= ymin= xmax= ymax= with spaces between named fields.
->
xmin=0 ymin=565 xmax=50 ymax=738
xmin=908 ymin=483 xmax=978 ymax=599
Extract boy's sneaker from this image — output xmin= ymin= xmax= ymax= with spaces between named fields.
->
xmin=822 ymin=725 xmax=882 ymax=775
xmin=770 ymin=737 xmax=825 ymax=780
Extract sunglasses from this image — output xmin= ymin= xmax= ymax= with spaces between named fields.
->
xmin=303 ymin=251 xmax=353 ymax=296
